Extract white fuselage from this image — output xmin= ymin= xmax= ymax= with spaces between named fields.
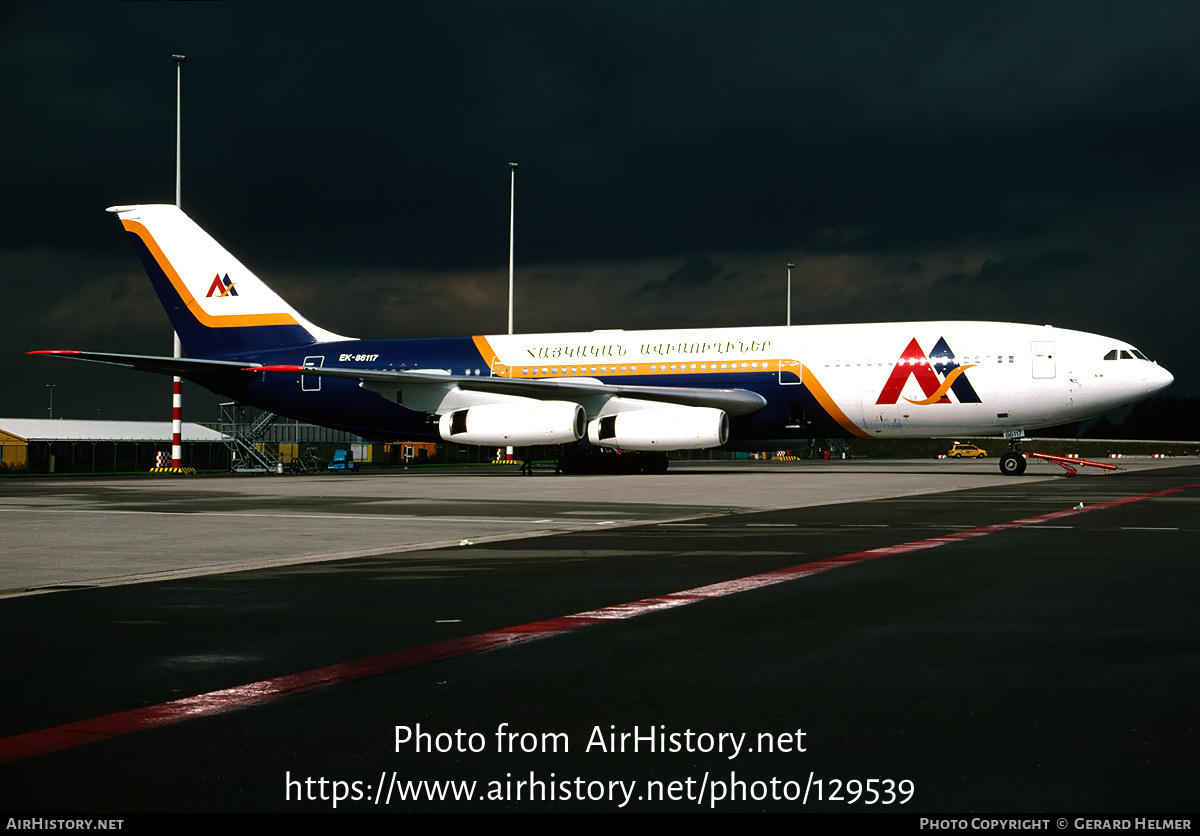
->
xmin=477 ymin=321 xmax=1173 ymax=439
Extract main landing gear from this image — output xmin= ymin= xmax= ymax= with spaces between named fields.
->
xmin=558 ymin=449 xmax=670 ymax=475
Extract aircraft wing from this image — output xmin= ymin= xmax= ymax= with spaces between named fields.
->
xmin=29 ymin=350 xmax=261 ymax=376
xmin=254 ymin=364 xmax=767 ymax=416
xmin=29 ymin=351 xmax=766 ymax=416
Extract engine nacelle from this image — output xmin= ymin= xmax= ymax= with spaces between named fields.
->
xmin=438 ymin=400 xmax=586 ymax=446
xmin=587 ymin=406 xmax=729 ymax=451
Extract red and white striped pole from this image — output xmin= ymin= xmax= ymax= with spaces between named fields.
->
xmin=172 ymin=334 xmax=183 ymax=468
xmin=171 ymin=378 xmax=183 ymax=467
xmin=171 ymin=55 xmax=187 ymax=471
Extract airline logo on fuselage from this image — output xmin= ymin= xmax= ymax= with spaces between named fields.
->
xmin=876 ymin=337 xmax=981 ymax=405
xmin=205 ymin=273 xmax=239 ymax=298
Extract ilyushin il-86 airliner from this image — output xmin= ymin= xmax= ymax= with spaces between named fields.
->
xmin=33 ymin=204 xmax=1174 ymax=475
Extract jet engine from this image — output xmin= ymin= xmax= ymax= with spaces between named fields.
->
xmin=587 ymin=405 xmax=729 ymax=451
xmin=438 ymin=400 xmax=586 ymax=445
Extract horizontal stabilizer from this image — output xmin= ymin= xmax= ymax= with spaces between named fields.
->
xmin=29 ymin=350 xmax=261 ymax=377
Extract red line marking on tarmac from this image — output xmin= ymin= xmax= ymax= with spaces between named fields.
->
xmin=2 ymin=481 xmax=1196 ymax=765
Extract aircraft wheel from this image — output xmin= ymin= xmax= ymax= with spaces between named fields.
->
xmin=642 ymin=453 xmax=669 ymax=474
xmin=999 ymin=452 xmax=1027 ymax=476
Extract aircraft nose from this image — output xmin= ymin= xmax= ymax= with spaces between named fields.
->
xmin=1148 ymin=363 xmax=1174 ymax=394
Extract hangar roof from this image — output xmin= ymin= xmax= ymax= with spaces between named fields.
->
xmin=0 ymin=419 xmax=226 ymax=443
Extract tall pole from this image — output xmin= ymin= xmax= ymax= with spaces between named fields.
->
xmin=46 ymin=384 xmax=55 ymax=420
xmin=174 ymin=55 xmax=186 ymax=207
xmin=786 ymin=261 xmax=794 ymax=327
xmin=502 ymin=163 xmax=519 ymax=461
xmin=508 ymin=162 xmax=518 ymax=335
xmin=171 ymin=55 xmax=188 ymax=469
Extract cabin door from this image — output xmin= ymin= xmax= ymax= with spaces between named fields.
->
xmin=302 ymin=355 xmax=324 ymax=391
xmin=1031 ymin=342 xmax=1055 ymax=379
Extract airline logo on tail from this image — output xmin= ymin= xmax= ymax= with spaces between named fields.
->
xmin=205 ymin=273 xmax=239 ymax=298
xmin=876 ymin=337 xmax=981 ymax=405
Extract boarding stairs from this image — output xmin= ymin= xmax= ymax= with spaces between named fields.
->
xmin=827 ymin=438 xmax=853 ymax=458
xmin=218 ymin=402 xmax=281 ymax=473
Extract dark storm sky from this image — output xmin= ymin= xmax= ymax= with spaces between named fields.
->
xmin=6 ymin=1 xmax=1199 ymax=421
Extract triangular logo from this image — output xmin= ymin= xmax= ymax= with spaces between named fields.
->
xmin=205 ymin=273 xmax=238 ymax=298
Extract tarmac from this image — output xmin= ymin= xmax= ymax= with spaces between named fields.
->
xmin=1 ymin=457 xmax=1196 ymax=815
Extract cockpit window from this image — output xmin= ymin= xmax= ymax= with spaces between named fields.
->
xmin=1105 ymin=348 xmax=1152 ymax=361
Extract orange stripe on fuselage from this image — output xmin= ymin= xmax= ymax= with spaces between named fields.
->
xmin=802 ymin=366 xmax=872 ymax=439
xmin=474 ymin=336 xmax=869 ymax=438
xmin=472 ymin=335 xmax=502 ymax=374
xmin=121 ymin=219 xmax=299 ymax=329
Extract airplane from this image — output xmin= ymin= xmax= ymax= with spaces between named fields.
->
xmin=32 ymin=204 xmax=1174 ymax=476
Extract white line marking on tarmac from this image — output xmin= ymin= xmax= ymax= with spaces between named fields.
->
xmin=0 ymin=507 xmax=557 ymax=525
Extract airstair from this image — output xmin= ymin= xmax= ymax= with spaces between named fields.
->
xmin=827 ymin=438 xmax=854 ymax=458
xmin=218 ymin=403 xmax=281 ymax=473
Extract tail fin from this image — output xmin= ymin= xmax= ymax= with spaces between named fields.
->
xmin=107 ymin=204 xmax=349 ymax=358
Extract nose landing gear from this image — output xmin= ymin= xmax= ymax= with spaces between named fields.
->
xmin=999 ymin=433 xmax=1028 ymax=476
xmin=999 ymin=450 xmax=1027 ymax=476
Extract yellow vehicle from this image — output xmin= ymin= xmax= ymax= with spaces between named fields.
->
xmin=948 ymin=442 xmax=987 ymax=458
